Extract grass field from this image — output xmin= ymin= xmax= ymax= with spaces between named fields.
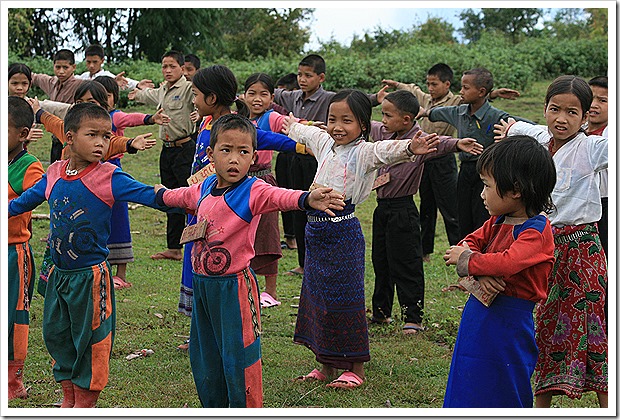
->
xmin=8 ymin=80 xmax=603 ymax=409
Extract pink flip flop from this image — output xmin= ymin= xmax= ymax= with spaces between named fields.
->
xmin=260 ymin=292 xmax=281 ymax=308
xmin=295 ymin=368 xmax=327 ymax=382
xmin=113 ymin=276 xmax=132 ymax=290
xmin=326 ymin=371 xmax=364 ymax=389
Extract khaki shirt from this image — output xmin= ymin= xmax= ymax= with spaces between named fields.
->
xmin=133 ymin=77 xmax=195 ymax=141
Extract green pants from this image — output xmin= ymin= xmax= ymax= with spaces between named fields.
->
xmin=8 ymin=243 xmax=35 ymax=361
xmin=43 ymin=262 xmax=115 ymax=391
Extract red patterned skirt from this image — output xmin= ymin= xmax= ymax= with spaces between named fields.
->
xmin=534 ymin=223 xmax=608 ymax=398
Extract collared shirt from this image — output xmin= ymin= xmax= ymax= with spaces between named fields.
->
xmin=274 ymin=86 xmax=335 ymax=122
xmin=31 ymin=74 xmax=84 ymax=104
xmin=507 ymin=122 xmax=607 ymax=226
xmin=77 ymin=68 xmax=138 ymax=90
xmin=369 ymin=121 xmax=459 ymax=199
xmin=429 ymin=100 xmax=509 ymax=162
xmin=133 ymin=77 xmax=195 ymax=141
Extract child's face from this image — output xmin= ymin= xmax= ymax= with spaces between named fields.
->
xmin=105 ymin=92 xmax=115 ymax=109
xmin=588 ymin=86 xmax=608 ymax=127
xmin=206 ymin=128 xmax=257 ymax=188
xmin=244 ymin=82 xmax=274 ymax=119
xmin=53 ymin=60 xmax=76 ymax=83
xmin=8 ymin=116 xmax=29 ymax=156
xmin=544 ymin=93 xmax=587 ymax=142
xmin=480 ymin=170 xmax=526 ymax=218
xmin=8 ymin=73 xmax=30 ymax=98
xmin=192 ymin=85 xmax=215 ymax=117
xmin=85 ymin=54 xmax=104 ymax=75
xmin=459 ymin=74 xmax=485 ymax=104
xmin=327 ymin=100 xmax=364 ymax=146
xmin=65 ymin=117 xmax=112 ymax=166
xmin=381 ymin=99 xmax=409 ymax=136
xmin=162 ymin=57 xmax=184 ymax=84
xmin=297 ymin=65 xmax=324 ymax=96
xmin=75 ymin=91 xmax=103 ymax=108
xmin=183 ymin=62 xmax=197 ymax=81
xmin=426 ymin=74 xmax=450 ymax=100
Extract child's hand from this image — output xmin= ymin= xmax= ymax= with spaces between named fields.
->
xmin=154 ymin=184 xmax=165 ymax=194
xmin=26 ymin=96 xmax=41 ymax=113
xmin=493 ymin=118 xmax=516 ymax=141
xmin=416 ymin=106 xmax=428 ymax=119
xmin=131 ymin=133 xmax=156 ymax=150
xmin=152 ymin=108 xmax=171 ymax=125
xmin=137 ymin=79 xmax=155 ymax=90
xmin=408 ymin=131 xmax=439 ymax=155
xmin=381 ymin=79 xmax=399 ymax=88
xmin=443 ymin=242 xmax=470 ymax=266
xmin=307 ymin=187 xmax=345 ymax=217
xmin=115 ymin=71 xmax=129 ymax=89
xmin=127 ymin=89 xmax=138 ymax=101
xmin=27 ymin=125 xmax=44 ymax=142
xmin=281 ymin=112 xmax=297 ymax=135
xmin=477 ymin=275 xmax=506 ymax=294
xmin=190 ymin=110 xmax=200 ymax=123
xmin=492 ymin=88 xmax=520 ymax=100
xmin=311 ymin=120 xmax=325 ymax=128
xmin=376 ymin=85 xmax=390 ymax=103
xmin=457 ymin=138 xmax=484 ymax=155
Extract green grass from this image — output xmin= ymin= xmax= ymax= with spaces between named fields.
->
xmin=9 ymin=80 xmax=600 ymax=409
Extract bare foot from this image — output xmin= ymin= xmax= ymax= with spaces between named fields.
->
xmin=422 ymin=254 xmax=431 ymax=262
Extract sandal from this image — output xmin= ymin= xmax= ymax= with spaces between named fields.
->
xmin=177 ymin=339 xmax=189 ymax=351
xmin=295 ymin=368 xmax=327 ymax=382
xmin=113 ymin=276 xmax=132 ymax=290
xmin=260 ymin=292 xmax=281 ymax=308
xmin=403 ymin=324 xmax=426 ymax=334
xmin=326 ymin=371 xmax=364 ymax=389
xmin=150 ymin=251 xmax=183 ymax=261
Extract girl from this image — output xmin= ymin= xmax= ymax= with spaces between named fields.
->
xmin=175 ymin=65 xmax=308 ymax=350
xmin=497 ymin=75 xmax=608 ymax=407
xmin=282 ymin=89 xmax=439 ymax=388
xmin=8 ymin=63 xmax=43 ymax=143
xmin=443 ymin=136 xmax=557 ymax=407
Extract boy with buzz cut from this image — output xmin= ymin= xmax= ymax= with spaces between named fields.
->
xmin=130 ymin=50 xmax=196 ymax=262
xmin=77 ymin=44 xmax=138 ymax=90
xmin=382 ymin=64 xmax=520 ymax=260
xmin=183 ymin=53 xmax=200 ymax=81
xmin=8 ymin=102 xmax=170 ymax=408
xmin=8 ymin=96 xmax=45 ymax=401
xmin=369 ymin=90 xmax=483 ymax=334
xmin=154 ymin=114 xmax=345 ymax=407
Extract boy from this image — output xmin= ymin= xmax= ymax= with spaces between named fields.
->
xmin=8 ymin=103 xmax=169 ymax=408
xmin=129 ymin=50 xmax=196 ymax=261
xmin=155 ymin=114 xmax=344 ymax=407
xmin=8 ymin=97 xmax=45 ymax=400
xmin=77 ymin=44 xmax=138 ymax=90
xmin=382 ymin=64 xmax=519 ymax=260
xmin=31 ymin=49 xmax=84 ymax=163
xmin=369 ymin=90 xmax=482 ymax=333
xmin=183 ymin=53 xmax=200 ymax=81
xmin=421 ymin=67 xmax=518 ymax=239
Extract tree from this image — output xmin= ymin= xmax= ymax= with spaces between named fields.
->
xmin=459 ymin=8 xmax=543 ymax=43
xmin=413 ymin=17 xmax=456 ymax=44
xmin=8 ymin=8 xmax=65 ymax=58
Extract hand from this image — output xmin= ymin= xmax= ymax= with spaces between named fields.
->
xmin=151 ymin=108 xmax=170 ymax=125
xmin=27 ymin=125 xmax=44 ymax=142
xmin=127 ymin=89 xmax=138 ymax=101
xmin=26 ymin=96 xmax=41 ymax=113
xmin=281 ymin=112 xmax=297 ymax=135
xmin=190 ymin=110 xmax=200 ymax=123
xmin=492 ymin=88 xmax=520 ymax=100
xmin=381 ymin=79 xmax=399 ymax=88
xmin=305 ymin=146 xmax=315 ymax=157
xmin=376 ymin=85 xmax=390 ymax=104
xmin=477 ymin=275 xmax=506 ymax=294
xmin=115 ymin=71 xmax=129 ymax=89
xmin=493 ymin=117 xmax=516 ymax=141
xmin=416 ymin=106 xmax=428 ymax=120
xmin=154 ymin=183 xmax=165 ymax=194
xmin=443 ymin=242 xmax=470 ymax=266
xmin=307 ymin=187 xmax=345 ymax=217
xmin=311 ymin=120 xmax=325 ymax=127
xmin=408 ymin=131 xmax=439 ymax=156
xmin=457 ymin=138 xmax=484 ymax=155
xmin=137 ymin=79 xmax=155 ymax=90
xmin=131 ymin=133 xmax=156 ymax=150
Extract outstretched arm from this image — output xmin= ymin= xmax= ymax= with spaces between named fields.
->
xmin=305 ymin=187 xmax=346 ymax=217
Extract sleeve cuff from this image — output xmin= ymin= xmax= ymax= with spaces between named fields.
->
xmin=144 ymin=114 xmax=152 ymax=125
xmin=298 ymin=192 xmax=310 ymax=210
xmin=295 ymin=143 xmax=307 ymax=155
xmin=35 ymin=108 xmax=45 ymax=124
xmin=456 ymin=249 xmax=473 ymax=277
xmin=155 ymin=188 xmax=167 ymax=206
xmin=126 ymin=139 xmax=138 ymax=154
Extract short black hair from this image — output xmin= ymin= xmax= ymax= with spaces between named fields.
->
xmin=210 ymin=113 xmax=257 ymax=150
xmin=84 ymin=44 xmax=105 ymax=59
xmin=463 ymin=67 xmax=493 ymax=94
xmin=74 ymin=80 xmax=110 ymax=110
xmin=383 ymin=90 xmax=420 ymax=118
xmin=276 ymin=73 xmax=299 ymax=90
xmin=8 ymin=63 xmax=32 ymax=83
xmin=54 ymin=49 xmax=75 ymax=65
xmin=427 ymin=63 xmax=453 ymax=83
xmin=193 ymin=65 xmax=249 ymax=117
xmin=64 ymin=102 xmax=111 ymax=133
xmin=94 ymin=75 xmax=119 ymax=106
xmin=162 ymin=50 xmax=185 ymax=66
xmin=184 ymin=54 xmax=200 ymax=69
xmin=8 ymin=96 xmax=34 ymax=130
xmin=588 ymin=76 xmax=608 ymax=89
xmin=329 ymin=89 xmax=371 ymax=138
xmin=299 ymin=54 xmax=326 ymax=75
xmin=476 ymin=135 xmax=556 ymax=217
xmin=545 ymin=75 xmax=592 ymax=117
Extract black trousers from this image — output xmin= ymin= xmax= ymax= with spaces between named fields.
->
xmin=50 ymin=134 xmax=64 ymax=164
xmin=289 ymin=154 xmax=318 ymax=268
xmin=457 ymin=161 xmax=490 ymax=240
xmin=419 ymin=154 xmax=461 ymax=255
xmin=371 ymin=196 xmax=424 ymax=324
xmin=275 ymin=152 xmax=295 ymax=239
xmin=160 ymin=140 xmax=196 ymax=249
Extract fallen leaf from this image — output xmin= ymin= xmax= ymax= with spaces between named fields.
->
xmin=154 ymin=313 xmax=164 ymax=319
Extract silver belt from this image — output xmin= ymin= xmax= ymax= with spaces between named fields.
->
xmin=554 ymin=229 xmax=591 ymax=245
xmin=307 ymin=213 xmax=355 ymax=223
xmin=248 ymin=169 xmax=271 ymax=177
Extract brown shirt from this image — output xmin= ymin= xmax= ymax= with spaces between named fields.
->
xmin=31 ymin=73 xmax=84 ymax=104
xmin=274 ymin=86 xmax=335 ymax=122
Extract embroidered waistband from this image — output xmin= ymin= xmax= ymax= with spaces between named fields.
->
xmin=553 ymin=227 xmax=596 ymax=245
xmin=307 ymin=213 xmax=355 ymax=223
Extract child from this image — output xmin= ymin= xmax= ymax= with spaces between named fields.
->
xmin=76 ymin=44 xmax=138 ymax=90
xmin=129 ymin=50 xmax=196 ymax=262
xmin=282 ymin=89 xmax=440 ymax=388
xmin=369 ymin=89 xmax=483 ymax=333
xmin=497 ymin=75 xmax=608 ymax=408
xmin=443 ymin=136 xmax=556 ymax=407
xmin=8 ymin=102 xmax=170 ymax=408
xmin=183 ymin=53 xmax=200 ymax=81
xmin=8 ymin=96 xmax=45 ymax=400
xmin=8 ymin=63 xmax=43 ymax=143
xmin=154 ymin=113 xmax=345 ymax=407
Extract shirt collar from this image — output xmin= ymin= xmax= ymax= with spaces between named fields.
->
xmin=297 ymin=86 xmax=325 ymax=103
xmin=457 ymin=100 xmax=491 ymax=120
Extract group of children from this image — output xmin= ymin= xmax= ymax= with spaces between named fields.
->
xmin=7 ymin=44 xmax=608 ymax=409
